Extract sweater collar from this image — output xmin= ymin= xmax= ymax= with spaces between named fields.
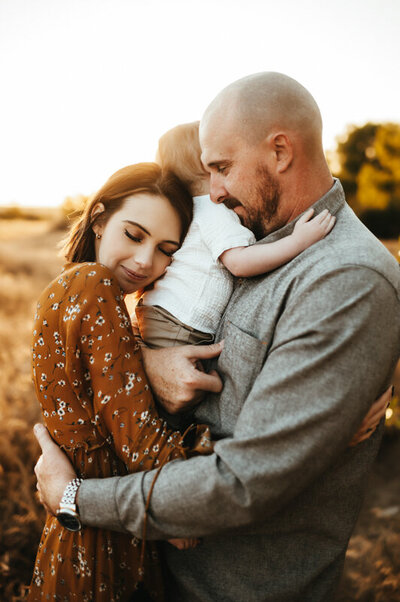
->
xmin=256 ymin=178 xmax=345 ymax=245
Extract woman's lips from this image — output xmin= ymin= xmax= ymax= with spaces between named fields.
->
xmin=121 ymin=265 xmax=148 ymax=282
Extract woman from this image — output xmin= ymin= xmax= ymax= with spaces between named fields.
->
xmin=28 ymin=163 xmax=210 ymax=601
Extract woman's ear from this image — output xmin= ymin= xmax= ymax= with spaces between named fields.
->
xmin=268 ymin=132 xmax=293 ymax=173
xmin=91 ymin=202 xmax=106 ymax=237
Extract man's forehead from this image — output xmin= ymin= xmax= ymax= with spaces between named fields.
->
xmin=200 ymin=120 xmax=237 ymax=165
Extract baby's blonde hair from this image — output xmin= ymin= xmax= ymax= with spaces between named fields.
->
xmin=157 ymin=121 xmax=208 ymax=196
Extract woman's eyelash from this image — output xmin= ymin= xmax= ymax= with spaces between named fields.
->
xmin=124 ymin=229 xmax=141 ymax=242
xmin=124 ymin=229 xmax=174 ymax=257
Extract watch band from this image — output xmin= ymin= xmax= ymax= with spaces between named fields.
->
xmin=56 ymin=478 xmax=83 ymax=532
xmin=60 ymin=478 xmax=83 ymax=507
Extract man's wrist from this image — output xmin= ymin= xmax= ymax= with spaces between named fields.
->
xmin=76 ymin=476 xmax=124 ymax=532
xmin=56 ymin=477 xmax=83 ymax=531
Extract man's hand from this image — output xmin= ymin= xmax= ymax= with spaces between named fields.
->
xmin=141 ymin=341 xmax=224 ymax=414
xmin=33 ymin=423 xmax=77 ymax=515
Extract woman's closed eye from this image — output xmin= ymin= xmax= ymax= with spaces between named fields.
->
xmin=159 ymin=246 xmax=176 ymax=258
xmin=124 ymin=227 xmax=178 ymax=257
xmin=124 ymin=228 xmax=142 ymax=243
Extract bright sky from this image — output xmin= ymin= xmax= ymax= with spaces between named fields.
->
xmin=1 ymin=0 xmax=399 ymax=207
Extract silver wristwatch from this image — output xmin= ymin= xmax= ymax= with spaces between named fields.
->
xmin=56 ymin=478 xmax=83 ymax=531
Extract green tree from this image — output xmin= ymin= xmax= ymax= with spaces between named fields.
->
xmin=334 ymin=123 xmax=400 ymax=237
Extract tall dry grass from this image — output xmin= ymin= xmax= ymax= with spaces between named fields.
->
xmin=0 ymin=219 xmax=63 ymax=600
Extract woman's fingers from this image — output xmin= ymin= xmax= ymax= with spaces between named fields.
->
xmin=349 ymin=386 xmax=394 ymax=447
xmin=359 ymin=385 xmax=393 ymax=430
xmin=349 ymin=432 xmax=369 ymax=446
xmin=168 ymin=537 xmax=200 ymax=550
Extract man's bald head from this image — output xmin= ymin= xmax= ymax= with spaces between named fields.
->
xmin=201 ymin=72 xmax=323 ymax=156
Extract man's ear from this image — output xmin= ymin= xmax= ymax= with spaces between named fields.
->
xmin=91 ymin=202 xmax=106 ymax=236
xmin=267 ymin=132 xmax=293 ymax=173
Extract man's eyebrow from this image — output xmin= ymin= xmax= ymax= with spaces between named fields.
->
xmin=123 ymin=220 xmax=179 ymax=246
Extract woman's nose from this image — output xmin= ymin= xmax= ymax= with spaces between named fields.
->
xmin=134 ymin=246 xmax=153 ymax=269
xmin=209 ymin=173 xmax=228 ymax=204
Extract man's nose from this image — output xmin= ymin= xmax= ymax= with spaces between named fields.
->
xmin=209 ymin=173 xmax=228 ymax=204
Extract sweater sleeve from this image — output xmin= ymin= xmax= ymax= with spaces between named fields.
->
xmin=78 ymin=266 xmax=400 ymax=537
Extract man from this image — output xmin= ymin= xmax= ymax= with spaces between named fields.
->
xmin=35 ymin=72 xmax=399 ymax=601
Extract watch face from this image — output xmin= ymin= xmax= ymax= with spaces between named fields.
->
xmin=57 ymin=509 xmax=82 ymax=532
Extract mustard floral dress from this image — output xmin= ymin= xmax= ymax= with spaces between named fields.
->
xmin=28 ymin=262 xmax=211 ymax=602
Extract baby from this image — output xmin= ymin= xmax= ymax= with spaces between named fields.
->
xmin=135 ymin=121 xmax=335 ymax=348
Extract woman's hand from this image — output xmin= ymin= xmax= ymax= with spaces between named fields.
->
xmin=33 ymin=423 xmax=77 ymax=515
xmin=168 ymin=537 xmax=200 ymax=550
xmin=349 ymin=385 xmax=393 ymax=447
xmin=141 ymin=341 xmax=224 ymax=414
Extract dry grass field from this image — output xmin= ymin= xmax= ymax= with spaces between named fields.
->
xmin=0 ymin=216 xmax=399 ymax=601
xmin=0 ymin=218 xmax=63 ymax=600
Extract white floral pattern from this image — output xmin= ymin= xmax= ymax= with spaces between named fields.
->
xmin=28 ymin=262 xmax=203 ymax=602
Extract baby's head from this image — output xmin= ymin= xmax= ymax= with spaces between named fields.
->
xmin=157 ymin=121 xmax=209 ymax=197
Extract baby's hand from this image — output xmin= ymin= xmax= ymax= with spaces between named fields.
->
xmin=168 ymin=537 xmax=200 ymax=550
xmin=292 ymin=208 xmax=335 ymax=250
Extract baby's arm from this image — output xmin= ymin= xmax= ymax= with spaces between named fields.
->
xmin=220 ymin=208 xmax=335 ymax=278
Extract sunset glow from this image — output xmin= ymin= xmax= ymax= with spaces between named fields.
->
xmin=1 ymin=0 xmax=399 ymax=207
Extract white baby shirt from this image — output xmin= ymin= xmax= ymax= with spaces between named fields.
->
xmin=141 ymin=194 xmax=256 ymax=334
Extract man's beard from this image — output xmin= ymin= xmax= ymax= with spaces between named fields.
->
xmin=224 ymin=165 xmax=281 ymax=240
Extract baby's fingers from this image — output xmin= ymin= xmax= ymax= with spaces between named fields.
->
xmin=316 ymin=211 xmax=335 ymax=232
xmin=324 ymin=215 xmax=336 ymax=233
xmin=314 ymin=208 xmax=330 ymax=223
xmin=297 ymin=208 xmax=314 ymax=224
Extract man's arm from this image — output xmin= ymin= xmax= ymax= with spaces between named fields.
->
xmin=75 ymin=267 xmax=399 ymax=538
xmin=32 ymin=342 xmax=223 ymax=515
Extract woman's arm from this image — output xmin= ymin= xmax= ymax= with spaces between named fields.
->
xmin=77 ymin=266 xmax=187 ymax=472
xmin=220 ymin=208 xmax=335 ymax=277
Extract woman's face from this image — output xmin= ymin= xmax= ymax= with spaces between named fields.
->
xmin=93 ymin=193 xmax=182 ymax=293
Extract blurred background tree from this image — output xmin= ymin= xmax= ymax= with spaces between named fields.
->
xmin=333 ymin=122 xmax=400 ymax=238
